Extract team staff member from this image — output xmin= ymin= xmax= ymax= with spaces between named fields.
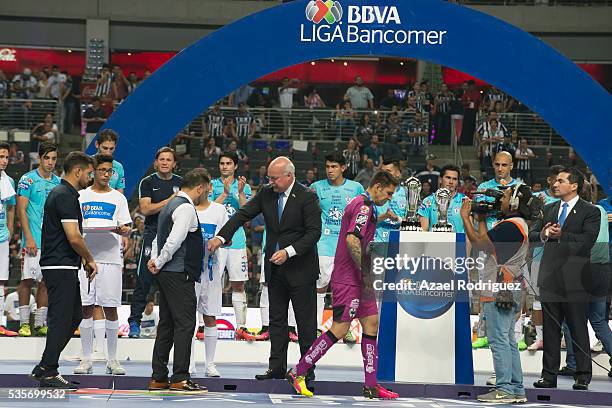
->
xmin=30 ymin=152 xmax=97 ymax=390
xmin=0 ymin=142 xmax=17 ymax=337
xmin=128 ymin=147 xmax=182 ymax=338
xmin=419 ymin=165 xmax=465 ymax=232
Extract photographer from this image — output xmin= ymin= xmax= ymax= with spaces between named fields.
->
xmin=460 ymin=182 xmax=538 ymax=404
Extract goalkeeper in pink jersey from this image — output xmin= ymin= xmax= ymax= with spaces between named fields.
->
xmin=287 ymin=171 xmax=400 ymax=400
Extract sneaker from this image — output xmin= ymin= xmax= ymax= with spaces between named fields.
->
xmin=128 ymin=321 xmax=140 ymax=338
xmin=343 ymin=331 xmax=356 ymax=344
xmin=235 ymin=327 xmax=256 ymax=341
xmin=514 ymin=394 xmax=528 ymax=403
xmin=527 ymin=339 xmax=543 ymax=351
xmin=518 ymin=339 xmax=527 ymax=351
xmin=486 ymin=373 xmax=496 ymax=386
xmin=591 ymin=340 xmax=604 ymax=353
xmin=32 ymin=325 xmax=48 ymax=336
xmin=19 ymin=323 xmax=31 ymax=337
xmin=74 ymin=359 xmax=93 ymax=375
xmin=362 ymin=384 xmax=399 ymax=400
xmin=0 ymin=325 xmax=18 ymax=337
xmin=289 ymin=330 xmax=299 ymax=343
xmin=286 ymin=368 xmax=313 ymax=397
xmin=255 ymin=328 xmax=270 ymax=341
xmin=106 ymin=360 xmax=126 ymax=375
xmin=196 ymin=325 xmax=205 ymax=341
xmin=472 ymin=337 xmax=488 ymax=349
xmin=205 ymin=363 xmax=221 ymax=377
xmin=38 ymin=374 xmax=79 ymax=391
xmin=477 ymin=389 xmax=515 ymax=403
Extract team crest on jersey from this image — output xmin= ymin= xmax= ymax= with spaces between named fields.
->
xmin=224 ymin=204 xmax=237 ymax=217
xmin=327 ymin=206 xmax=343 ymax=220
xmin=349 ymin=298 xmax=360 ymax=318
xmin=359 ymin=205 xmax=370 ymax=215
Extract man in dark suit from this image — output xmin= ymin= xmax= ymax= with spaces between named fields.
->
xmin=530 ymin=167 xmax=600 ymax=391
xmin=208 ymin=156 xmax=321 ymax=380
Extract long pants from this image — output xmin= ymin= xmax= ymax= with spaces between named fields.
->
xmin=268 ymin=266 xmax=317 ymax=374
xmin=129 ymin=233 xmax=155 ymax=326
xmin=39 ymin=269 xmax=82 ymax=376
xmin=151 ymin=271 xmax=196 ymax=383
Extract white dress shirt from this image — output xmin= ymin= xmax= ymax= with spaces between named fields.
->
xmin=215 ymin=180 xmax=297 ymax=258
xmin=151 ymin=191 xmax=199 ymax=269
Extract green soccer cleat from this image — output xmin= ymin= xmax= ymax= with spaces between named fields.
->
xmin=33 ymin=325 xmax=48 ymax=337
xmin=18 ymin=323 xmax=32 ymax=337
xmin=472 ymin=337 xmax=488 ymax=349
xmin=344 ymin=331 xmax=356 ymax=344
xmin=517 ymin=339 xmax=528 ymax=351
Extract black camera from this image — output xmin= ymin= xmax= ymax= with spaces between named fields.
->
xmin=471 ymin=188 xmax=505 ymax=214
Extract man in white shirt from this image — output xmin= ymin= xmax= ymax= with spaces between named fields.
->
xmin=278 ymin=77 xmax=300 ymax=137
xmin=74 ymin=154 xmax=131 ymax=376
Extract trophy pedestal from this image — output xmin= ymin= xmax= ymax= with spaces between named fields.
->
xmin=400 ymin=219 xmax=422 ymax=232
xmin=431 ymin=223 xmax=453 ymax=233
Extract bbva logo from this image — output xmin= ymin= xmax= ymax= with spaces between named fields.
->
xmin=347 ymin=5 xmax=402 ymax=25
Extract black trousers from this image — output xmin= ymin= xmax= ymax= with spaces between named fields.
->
xmin=129 ymin=233 xmax=155 ymax=326
xmin=39 ymin=269 xmax=82 ymax=376
xmin=268 ymin=266 xmax=317 ymax=374
xmin=151 ymin=271 xmax=196 ymax=383
xmin=541 ymin=300 xmax=592 ymax=382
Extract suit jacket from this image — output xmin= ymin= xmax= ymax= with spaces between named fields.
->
xmin=217 ymin=182 xmax=322 ymax=287
xmin=529 ymin=198 xmax=600 ymax=301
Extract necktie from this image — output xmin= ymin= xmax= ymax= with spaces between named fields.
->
xmin=277 ymin=192 xmax=285 ymax=222
xmin=558 ymin=202 xmax=569 ymax=227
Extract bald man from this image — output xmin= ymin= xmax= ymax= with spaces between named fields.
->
xmin=209 ymin=157 xmax=321 ymax=382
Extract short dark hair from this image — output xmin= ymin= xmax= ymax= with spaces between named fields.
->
xmin=0 ymin=142 xmax=9 ymax=152
xmin=559 ymin=167 xmax=585 ymax=193
xmin=548 ymin=165 xmax=564 ymax=178
xmin=155 ymin=146 xmax=177 ymax=161
xmin=219 ymin=151 xmax=239 ymax=166
xmin=181 ymin=168 xmax=210 ymax=189
xmin=93 ymin=154 xmax=114 ymax=168
xmin=63 ymin=151 xmax=93 ymax=174
xmin=440 ymin=164 xmax=461 ymax=179
xmin=381 ymin=157 xmax=400 ymax=170
xmin=369 ymin=171 xmax=399 ymax=189
xmin=39 ymin=141 xmax=58 ymax=158
xmin=97 ymin=129 xmax=119 ymax=144
xmin=325 ymin=151 xmax=346 ymax=166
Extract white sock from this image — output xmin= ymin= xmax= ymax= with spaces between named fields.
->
xmin=204 ymin=326 xmax=217 ymax=365
xmin=34 ymin=307 xmax=47 ymax=327
xmin=288 ymin=301 xmax=296 ymax=329
xmin=259 ymin=286 xmax=269 ymax=327
xmin=94 ymin=319 xmax=106 ymax=355
xmin=19 ymin=305 xmax=30 ymax=325
xmin=105 ymin=320 xmax=119 ymax=361
xmin=198 ymin=313 xmax=204 ymax=327
xmin=189 ymin=335 xmax=196 ymax=374
xmin=316 ymin=292 xmax=326 ymax=330
xmin=536 ymin=325 xmax=543 ymax=341
xmin=514 ymin=315 xmax=524 ymax=341
xmin=80 ymin=317 xmax=94 ymax=360
xmin=232 ymin=291 xmax=247 ymax=328
xmin=0 ymin=285 xmax=4 ymax=324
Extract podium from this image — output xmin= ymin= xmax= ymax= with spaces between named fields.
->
xmin=377 ymin=231 xmax=474 ymax=385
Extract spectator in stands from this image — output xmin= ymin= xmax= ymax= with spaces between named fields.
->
xmin=9 ymin=143 xmax=24 ymax=165
xmin=220 ymin=118 xmax=237 ymax=147
xmin=250 ymin=165 xmax=268 ymax=189
xmin=379 ymin=89 xmax=401 ymax=110
xmin=234 ymin=103 xmax=255 ymax=150
xmin=434 ymin=83 xmax=454 ymax=145
xmin=483 ymin=86 xmax=509 ymax=112
xmin=229 ymin=84 xmax=255 ymax=107
xmin=82 ymin=97 xmax=107 ymax=150
xmin=226 ymin=140 xmax=248 ymax=162
xmin=0 ymin=70 xmax=9 ymax=99
xmin=344 ymin=76 xmax=374 ymax=110
xmin=406 ymin=111 xmax=428 ymax=156
xmin=460 ymin=163 xmax=472 ymax=181
xmin=494 ymin=131 xmax=517 ymax=158
xmin=514 ymin=138 xmax=535 ymax=184
xmin=354 ymin=158 xmax=375 ymax=189
xmin=203 ymin=137 xmax=221 ymax=159
xmin=304 ymin=87 xmax=325 ymax=109
xmin=342 ymin=139 xmax=360 ymax=180
xmin=407 ymin=82 xmax=426 ymax=113
xmin=478 ymin=118 xmax=505 ymax=177
xmin=460 ymin=80 xmax=481 ymax=145
xmin=203 ymin=103 xmax=226 ymax=146
xmin=301 ymin=169 xmax=316 ymax=188
xmin=458 ymin=175 xmax=477 ymax=199
xmin=60 ymin=71 xmax=79 ymax=134
xmin=416 ymin=154 xmax=441 ymax=193
xmin=35 ymin=72 xmax=49 ymax=99
xmin=419 ymin=81 xmax=434 ymax=114
xmin=95 ymin=64 xmax=112 ymax=99
xmin=532 ymin=182 xmax=543 ymax=193
xmin=29 ymin=115 xmax=57 ymax=169
xmin=47 ymin=65 xmax=65 ymax=101
xmin=109 ymin=71 xmax=129 ymax=102
xmin=127 ymin=72 xmax=139 ymax=94
xmin=12 ymin=68 xmax=37 ymax=99
xmin=352 ymin=113 xmax=374 ymax=152
xmin=546 ymin=148 xmax=555 ymax=167
xmin=335 ymin=100 xmax=356 ymax=141
xmin=278 ymin=77 xmax=300 ymax=137
xmin=141 ymin=69 xmax=152 ymax=83
xmin=420 ymin=181 xmax=432 ymax=200
xmin=383 ymin=111 xmax=401 ymax=143
xmin=362 ymin=134 xmax=383 ymax=167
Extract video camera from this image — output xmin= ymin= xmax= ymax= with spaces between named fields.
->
xmin=472 ymin=185 xmax=543 ymax=220
xmin=471 ymin=188 xmax=505 ymax=215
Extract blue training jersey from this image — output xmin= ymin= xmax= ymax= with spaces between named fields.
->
xmin=17 ymin=169 xmax=61 ymax=248
xmin=475 ymin=178 xmax=519 ymax=230
xmin=110 ymin=160 xmax=125 ymax=191
xmin=311 ymin=178 xmax=364 ymax=256
xmin=209 ymin=178 xmax=252 ymax=249
xmin=417 ymin=191 xmax=466 ymax=233
xmin=375 ymin=185 xmax=408 ymax=242
xmin=0 ymin=176 xmax=16 ymax=243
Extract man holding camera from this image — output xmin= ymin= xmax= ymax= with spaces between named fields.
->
xmin=461 ymin=182 xmax=538 ymax=404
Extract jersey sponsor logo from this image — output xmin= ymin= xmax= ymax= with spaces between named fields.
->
xmin=355 ymin=212 xmax=368 ymax=226
xmin=200 ymin=223 xmax=217 ymax=241
xmin=82 ymin=201 xmax=117 ymax=220
xmin=327 ymin=206 xmax=343 ymax=221
xmin=359 ymin=205 xmax=370 ymax=215
xmin=17 ymin=178 xmax=32 ymax=191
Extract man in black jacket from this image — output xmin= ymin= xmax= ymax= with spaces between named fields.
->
xmin=209 ymin=156 xmax=321 ymax=380
xmin=530 ymin=167 xmax=600 ymax=391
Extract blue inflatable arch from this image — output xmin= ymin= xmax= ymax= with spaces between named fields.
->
xmin=94 ymin=0 xmax=611 ymax=195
